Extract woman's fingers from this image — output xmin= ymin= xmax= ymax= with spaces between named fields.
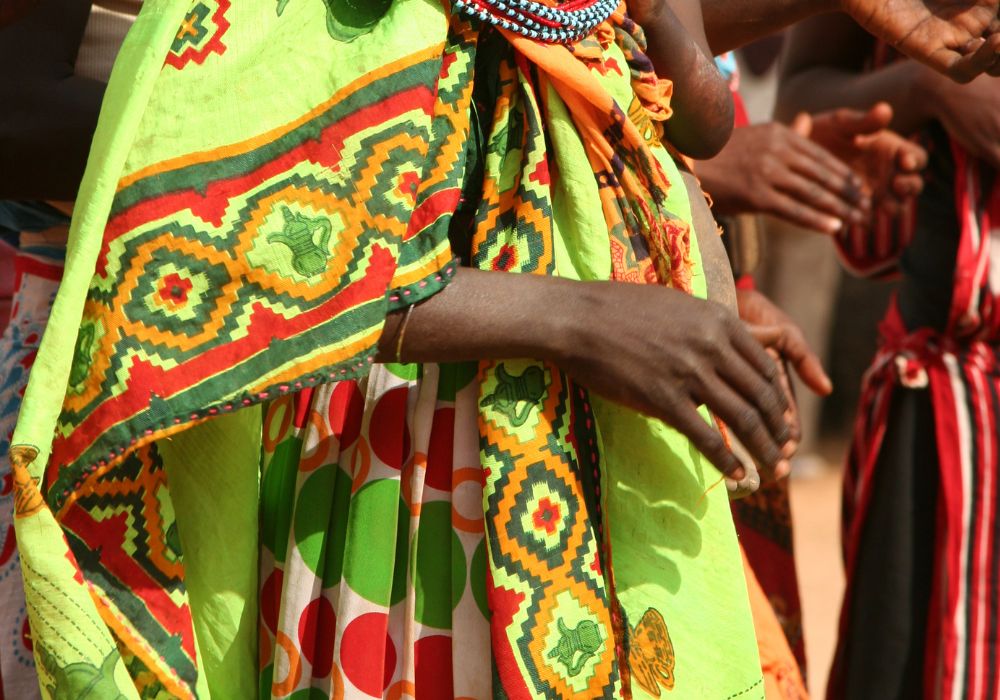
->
xmin=761 ymin=188 xmax=843 ymax=234
xmin=716 ymin=348 xmax=792 ymax=445
xmin=948 ymin=35 xmax=1000 ymax=84
xmin=789 ymin=132 xmax=863 ymax=189
xmin=662 ymin=399 xmax=747 ymax=480
xmin=772 ymin=353 xmax=802 ymax=453
xmin=894 ymin=140 xmax=929 ymax=172
xmin=891 ymin=173 xmax=925 ymax=199
xmin=818 ymin=104 xmax=893 ymax=141
xmin=727 ymin=324 xmax=794 ymax=437
xmin=692 ymin=373 xmax=788 ymax=475
xmin=729 ymin=321 xmax=785 ymax=391
xmin=750 ymin=322 xmax=832 ymax=396
xmin=786 ymin=142 xmax=870 ymax=212
xmin=774 ymin=169 xmax=867 ymax=225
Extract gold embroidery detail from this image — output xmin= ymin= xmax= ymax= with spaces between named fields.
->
xmin=10 ymin=446 xmax=44 ymax=518
xmin=629 ymin=608 xmax=676 ymax=696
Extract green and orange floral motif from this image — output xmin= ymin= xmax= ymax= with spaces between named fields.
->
xmin=37 ymin=646 xmax=127 ymax=700
xmin=68 ymin=323 xmax=97 ymax=388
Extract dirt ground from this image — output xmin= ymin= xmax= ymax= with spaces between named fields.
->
xmin=789 ymin=461 xmax=846 ymax=697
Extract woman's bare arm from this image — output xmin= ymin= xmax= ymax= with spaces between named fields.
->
xmin=629 ymin=0 xmax=734 ymax=158
xmin=376 ymin=266 xmax=793 ymax=479
xmin=689 ymin=0 xmax=1000 ymax=80
xmin=777 ymin=15 xmax=935 ymax=135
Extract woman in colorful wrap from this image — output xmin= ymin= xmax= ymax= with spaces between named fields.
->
xmin=8 ymin=1 xmax=1000 ymax=699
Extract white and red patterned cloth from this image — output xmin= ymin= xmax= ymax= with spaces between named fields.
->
xmin=0 ymin=244 xmax=64 ymax=700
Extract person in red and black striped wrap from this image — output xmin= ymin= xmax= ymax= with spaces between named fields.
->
xmin=782 ymin=15 xmax=1000 ymax=700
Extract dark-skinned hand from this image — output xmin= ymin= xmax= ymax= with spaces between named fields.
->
xmin=809 ymin=103 xmax=929 ymax=217
xmin=736 ymin=287 xmax=832 ymax=479
xmin=839 ymin=0 xmax=1000 ymax=82
xmin=559 ymin=283 xmax=793 ymax=481
xmin=629 ymin=0 xmax=1000 ymax=82
xmin=377 ymin=269 xmax=792 ymax=480
xmin=698 ymin=115 xmax=870 ymax=234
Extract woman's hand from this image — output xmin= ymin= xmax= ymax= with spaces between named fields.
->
xmin=736 ymin=287 xmax=832 ymax=478
xmin=736 ymin=287 xmax=831 ymax=397
xmin=694 ymin=0 xmax=1000 ymax=81
xmin=560 ymin=282 xmax=793 ymax=480
xmin=381 ymin=269 xmax=792 ymax=480
xmin=809 ymin=103 xmax=928 ymax=216
xmin=698 ymin=117 xmax=870 ymax=234
xmin=839 ymin=0 xmax=1000 ymax=82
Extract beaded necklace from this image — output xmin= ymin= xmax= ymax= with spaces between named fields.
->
xmin=451 ymin=0 xmax=620 ymax=43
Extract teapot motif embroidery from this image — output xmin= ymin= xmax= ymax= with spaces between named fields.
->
xmin=480 ymin=363 xmax=545 ymax=426
xmin=268 ymin=207 xmax=333 ymax=277
xmin=547 ymin=618 xmax=603 ymax=677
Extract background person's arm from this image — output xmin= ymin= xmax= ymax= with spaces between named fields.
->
xmin=777 ymin=15 xmax=928 ymax=130
xmin=699 ymin=0 xmax=834 ymax=55
xmin=0 ymin=0 xmax=104 ymax=200
xmin=779 ymin=15 xmax=1000 ymax=170
xmin=639 ymin=0 xmax=1000 ymax=80
xmin=0 ymin=0 xmax=38 ymax=27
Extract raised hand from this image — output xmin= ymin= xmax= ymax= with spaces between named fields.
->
xmin=809 ymin=103 xmax=928 ymax=216
xmin=840 ymin=0 xmax=1000 ymax=82
xmin=736 ymin=288 xmax=831 ymax=398
xmin=697 ymin=116 xmax=870 ymax=234
xmin=632 ymin=0 xmax=1000 ymax=82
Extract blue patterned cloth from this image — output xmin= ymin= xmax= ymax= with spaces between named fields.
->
xmin=714 ymin=51 xmax=738 ymax=81
xmin=0 ymin=201 xmax=70 ymax=248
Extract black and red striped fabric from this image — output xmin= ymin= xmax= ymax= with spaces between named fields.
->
xmin=830 ymin=142 xmax=1000 ymax=700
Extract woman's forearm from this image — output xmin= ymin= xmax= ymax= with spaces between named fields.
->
xmin=642 ymin=0 xmax=733 ymax=158
xmin=701 ymin=0 xmax=835 ymax=55
xmin=777 ymin=15 xmax=936 ymax=134
xmin=777 ymin=61 xmax=935 ymax=135
xmin=375 ymin=261 xmax=792 ymax=478
xmin=376 ymin=268 xmax=585 ymax=365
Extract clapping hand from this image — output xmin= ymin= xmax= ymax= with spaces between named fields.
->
xmin=808 ymin=103 xmax=929 ymax=217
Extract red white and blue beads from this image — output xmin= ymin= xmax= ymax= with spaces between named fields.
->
xmin=451 ymin=0 xmax=620 ymax=43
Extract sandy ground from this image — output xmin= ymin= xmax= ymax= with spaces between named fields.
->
xmin=789 ymin=463 xmax=846 ymax=697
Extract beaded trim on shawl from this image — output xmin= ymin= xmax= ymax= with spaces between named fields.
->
xmin=451 ymin=0 xmax=619 ymax=43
